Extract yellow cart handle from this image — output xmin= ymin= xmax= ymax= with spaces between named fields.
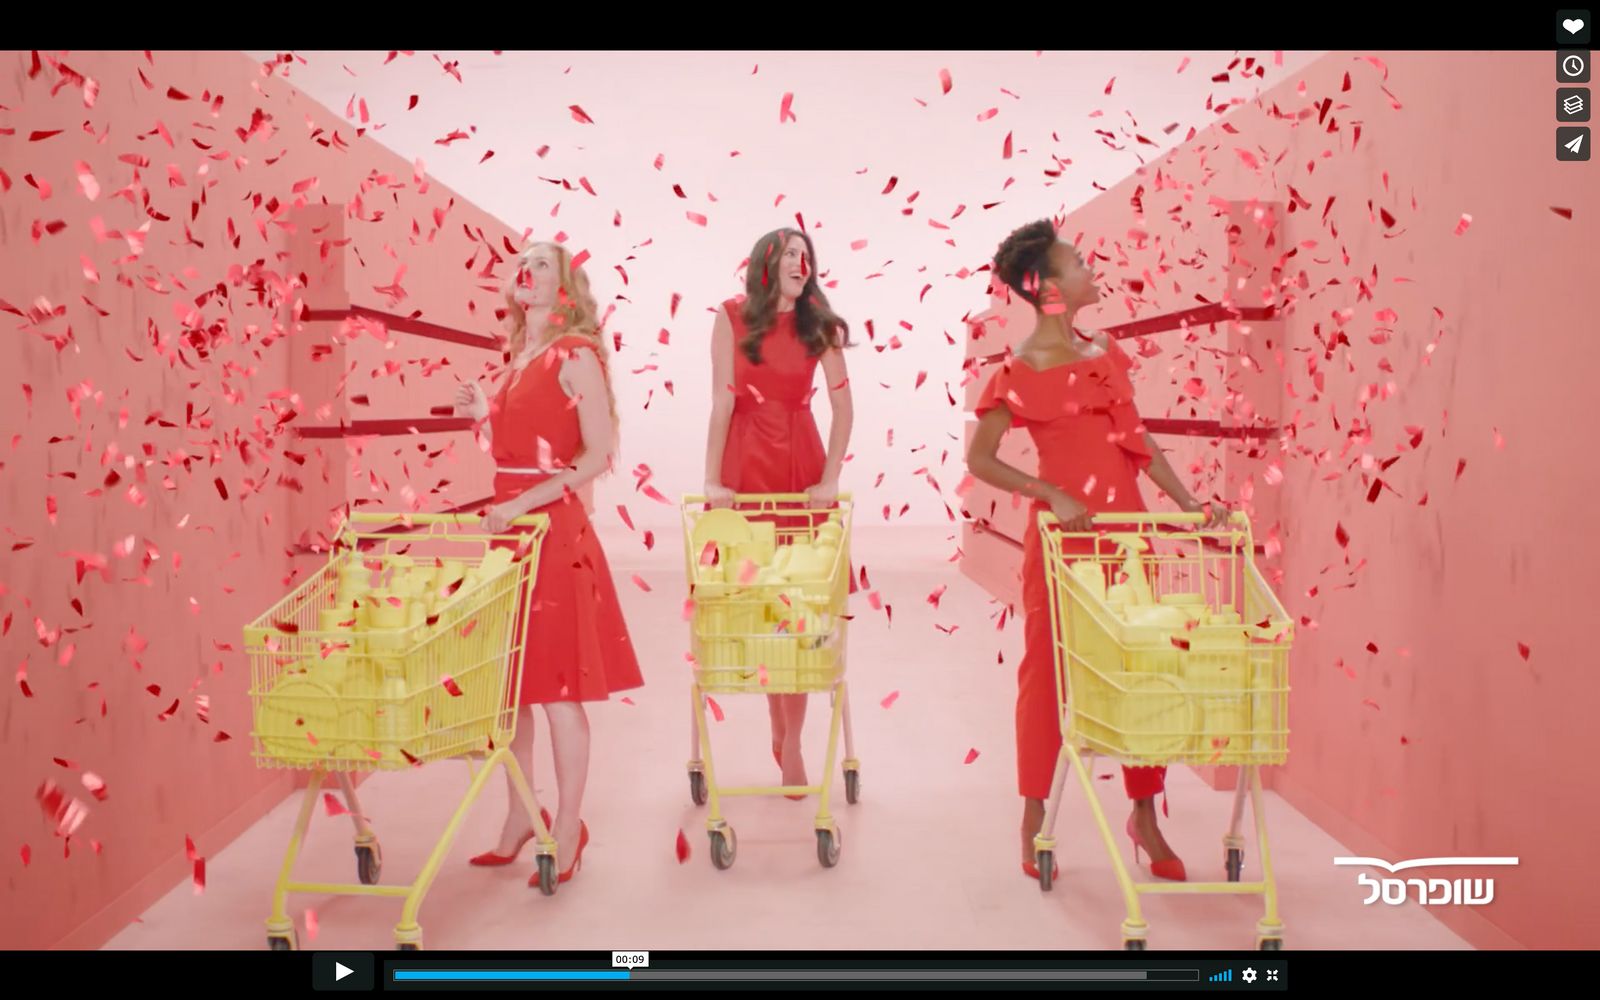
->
xmin=347 ymin=511 xmax=549 ymax=528
xmin=1037 ymin=510 xmax=1249 ymax=528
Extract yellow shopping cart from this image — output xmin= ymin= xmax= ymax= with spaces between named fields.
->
xmin=245 ymin=511 xmax=553 ymax=951
xmin=680 ymin=493 xmax=860 ymax=869
xmin=1035 ymin=511 xmax=1293 ymax=950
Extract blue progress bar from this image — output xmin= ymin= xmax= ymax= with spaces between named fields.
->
xmin=394 ymin=971 xmax=630 ymax=982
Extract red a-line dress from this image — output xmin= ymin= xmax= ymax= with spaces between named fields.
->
xmin=973 ymin=336 xmax=1166 ymax=802
xmin=488 ymin=334 xmax=644 ymax=706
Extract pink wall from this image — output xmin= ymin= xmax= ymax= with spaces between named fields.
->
xmin=0 ymin=50 xmax=517 ymax=949
xmin=963 ymin=51 xmax=1598 ymax=948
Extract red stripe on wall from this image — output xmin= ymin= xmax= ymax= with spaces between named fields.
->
xmin=302 ymin=306 xmax=501 ymax=351
xmin=294 ymin=418 xmax=475 ymax=438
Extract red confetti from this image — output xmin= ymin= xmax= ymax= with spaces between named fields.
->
xmin=442 ymin=675 xmax=464 ymax=697
xmin=1454 ymin=213 xmax=1472 ymax=236
xmin=1550 ymin=207 xmax=1574 ymax=220
xmin=620 ymin=697 xmax=635 ymax=706
xmin=686 ymin=212 xmax=708 ymax=227
xmin=779 ymin=92 xmax=797 ymax=123
xmin=675 ymin=829 xmax=691 ymax=863
xmin=82 ymin=773 xmax=107 ymax=801
xmin=681 ymin=598 xmax=696 ymax=622
xmin=1335 ymin=523 xmax=1350 ymax=548
xmin=631 ymin=574 xmax=652 ymax=592
xmin=1517 ymin=642 xmax=1531 ymax=661
xmin=1455 ymin=459 xmax=1467 ymax=482
xmin=569 ymin=105 xmax=595 ymax=124
xmin=214 ymin=477 xmax=228 ymax=500
xmin=616 ymin=505 xmax=635 ymax=531
xmin=20 ymin=845 xmax=30 ymax=867
xmin=707 ymin=697 xmax=725 ymax=722
xmin=192 ymin=858 xmax=206 ymax=894
xmin=460 ymin=619 xmax=478 ymax=638
xmin=880 ymin=690 xmax=900 ymax=709
xmin=963 ymin=748 xmax=980 ymax=764
xmin=1362 ymin=699 xmax=1381 ymax=710
xmin=305 ymin=908 xmax=319 ymax=943
xmin=214 ymin=731 xmax=232 ymax=742
xmin=322 ymin=793 xmax=350 ymax=817
xmin=927 ymin=585 xmax=947 ymax=608
xmin=939 ymin=68 xmax=953 ymax=94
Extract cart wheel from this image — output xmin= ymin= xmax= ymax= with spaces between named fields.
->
xmin=398 ymin=942 xmax=422 ymax=951
xmin=816 ymin=828 xmax=841 ymax=868
xmin=1225 ymin=847 xmax=1244 ymax=883
xmin=1036 ymin=850 xmax=1055 ymax=892
xmin=356 ymin=842 xmax=383 ymax=885
xmin=532 ymin=853 xmax=557 ymax=896
xmin=844 ymin=768 xmax=860 ymax=805
xmin=709 ymin=829 xmax=736 ymax=870
xmin=267 ymin=931 xmax=298 ymax=952
xmin=1259 ymin=938 xmax=1283 ymax=951
xmin=1123 ymin=939 xmax=1147 ymax=951
xmin=689 ymin=770 xmax=708 ymax=807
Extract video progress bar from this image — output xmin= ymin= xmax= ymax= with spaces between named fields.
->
xmin=393 ymin=970 xmax=1201 ymax=983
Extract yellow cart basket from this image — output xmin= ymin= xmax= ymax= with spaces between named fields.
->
xmin=245 ymin=511 xmax=552 ymax=951
xmin=1035 ymin=511 xmax=1294 ymax=950
xmin=680 ymin=493 xmax=860 ymax=870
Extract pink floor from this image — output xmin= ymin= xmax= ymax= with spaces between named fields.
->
xmin=103 ymin=527 xmax=1468 ymax=952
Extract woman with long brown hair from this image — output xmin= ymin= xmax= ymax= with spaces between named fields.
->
xmin=703 ymin=228 xmax=854 ymax=796
xmin=455 ymin=241 xmax=642 ymax=887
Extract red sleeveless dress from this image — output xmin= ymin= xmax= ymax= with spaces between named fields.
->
xmin=488 ymin=334 xmax=644 ymax=706
xmin=974 ymin=336 xmax=1166 ymax=802
xmin=719 ymin=298 xmax=828 ymax=491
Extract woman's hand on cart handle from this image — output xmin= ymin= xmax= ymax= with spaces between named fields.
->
xmin=805 ymin=478 xmax=840 ymax=506
xmin=482 ymin=497 xmax=531 ymax=533
xmin=1179 ymin=495 xmax=1234 ymax=531
xmin=703 ymin=482 xmax=736 ymax=509
xmin=1048 ymin=490 xmax=1095 ymax=533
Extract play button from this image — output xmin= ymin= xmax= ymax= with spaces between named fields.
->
xmin=313 ymin=953 xmax=374 ymax=991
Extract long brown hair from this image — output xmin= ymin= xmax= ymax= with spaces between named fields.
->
xmin=501 ymin=241 xmax=620 ymax=459
xmin=739 ymin=228 xmax=851 ymax=364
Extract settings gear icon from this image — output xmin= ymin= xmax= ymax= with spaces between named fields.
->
xmin=1242 ymin=968 xmax=1259 ymax=984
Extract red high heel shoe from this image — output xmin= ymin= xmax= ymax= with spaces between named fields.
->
xmin=532 ymin=821 xmax=590 ymax=887
xmin=469 ymin=808 xmax=551 ymax=867
xmin=1021 ymin=858 xmax=1060 ymax=882
xmin=1125 ymin=814 xmax=1187 ymax=882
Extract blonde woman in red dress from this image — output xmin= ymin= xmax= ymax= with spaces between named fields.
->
xmin=456 ymin=242 xmax=643 ymax=886
xmin=966 ymin=220 xmax=1230 ymax=883
xmin=702 ymin=228 xmax=853 ymax=796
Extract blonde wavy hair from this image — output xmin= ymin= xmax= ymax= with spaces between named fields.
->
xmin=501 ymin=241 xmax=620 ymax=459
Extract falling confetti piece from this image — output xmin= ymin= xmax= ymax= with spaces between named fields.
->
xmin=927 ymin=585 xmax=947 ymax=608
xmin=460 ymin=619 xmax=478 ymax=638
xmin=675 ymin=829 xmax=691 ymax=863
xmin=1335 ymin=523 xmax=1350 ymax=548
xmin=322 ymin=793 xmax=350 ymax=817
xmin=442 ymin=675 xmax=464 ymax=697
xmin=20 ymin=845 xmax=30 ymax=867
xmin=707 ymin=697 xmax=725 ymax=722
xmin=620 ymin=697 xmax=635 ymax=706
xmin=82 ymin=773 xmax=107 ymax=801
xmin=631 ymin=574 xmax=652 ymax=592
xmin=757 ymin=665 xmax=770 ymax=686
xmin=1550 ymin=207 xmax=1573 ymax=220
xmin=193 ymin=858 xmax=206 ymax=894
xmin=305 ymin=909 xmax=319 ymax=942
xmin=1454 ymin=213 xmax=1472 ymax=236
xmin=939 ymin=68 xmax=953 ymax=93
xmin=963 ymin=748 xmax=980 ymax=764
xmin=686 ymin=212 xmax=708 ymax=227
xmin=569 ymin=105 xmax=595 ymax=124
xmin=1517 ymin=642 xmax=1531 ymax=661
xmin=681 ymin=597 xmax=696 ymax=621
xmin=880 ymin=690 xmax=900 ymax=709
xmin=1455 ymin=459 xmax=1467 ymax=482
xmin=779 ymin=92 xmax=797 ymax=123
xmin=1362 ymin=699 xmax=1381 ymax=710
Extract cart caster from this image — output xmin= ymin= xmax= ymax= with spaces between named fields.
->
xmin=1225 ymin=847 xmax=1244 ymax=883
xmin=816 ymin=827 xmax=841 ymax=868
xmin=267 ymin=931 xmax=298 ymax=952
xmin=1123 ymin=939 xmax=1147 ymax=951
xmin=709 ymin=829 xmax=736 ymax=870
xmin=1258 ymin=938 xmax=1284 ymax=951
xmin=531 ymin=853 xmax=557 ymax=896
xmin=844 ymin=767 xmax=861 ymax=805
xmin=689 ymin=769 xmax=707 ymax=807
xmin=1036 ymin=850 xmax=1055 ymax=891
xmin=356 ymin=841 xmax=383 ymax=885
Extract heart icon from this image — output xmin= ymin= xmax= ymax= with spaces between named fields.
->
xmin=1565 ymin=18 xmax=1586 ymax=34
